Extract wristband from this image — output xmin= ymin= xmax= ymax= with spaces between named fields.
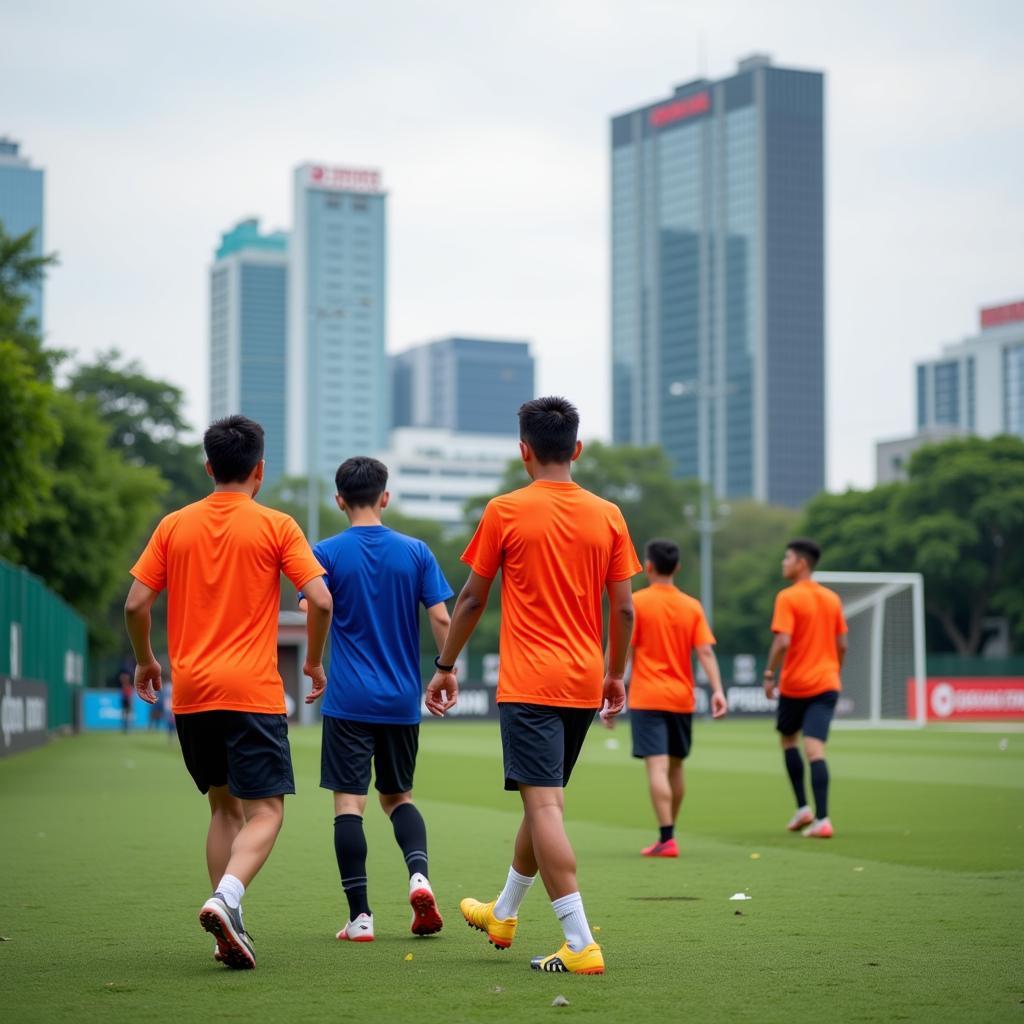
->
xmin=434 ymin=655 xmax=455 ymax=673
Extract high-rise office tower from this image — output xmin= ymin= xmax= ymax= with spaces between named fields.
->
xmin=391 ymin=336 xmax=535 ymax=437
xmin=611 ymin=55 xmax=825 ymax=506
xmin=286 ymin=164 xmax=388 ymax=487
xmin=208 ymin=218 xmax=288 ymax=485
xmin=0 ymin=138 xmax=45 ymax=328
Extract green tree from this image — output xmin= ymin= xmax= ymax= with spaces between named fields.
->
xmin=68 ymin=349 xmax=208 ymax=511
xmin=0 ymin=342 xmax=60 ymax=548
xmin=802 ymin=436 xmax=1024 ymax=654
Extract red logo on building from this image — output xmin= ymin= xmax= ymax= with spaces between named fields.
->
xmin=306 ymin=165 xmax=382 ymax=193
xmin=980 ymin=301 xmax=1024 ymax=330
xmin=649 ymin=91 xmax=711 ymax=128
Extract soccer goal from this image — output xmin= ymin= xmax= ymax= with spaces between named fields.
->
xmin=814 ymin=572 xmax=927 ymax=728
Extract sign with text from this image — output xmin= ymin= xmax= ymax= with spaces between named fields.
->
xmin=80 ymin=689 xmax=161 ymax=730
xmin=304 ymin=164 xmax=383 ymax=193
xmin=0 ymin=677 xmax=48 ymax=757
xmin=907 ymin=678 xmax=1024 ymax=721
xmin=980 ymin=301 xmax=1024 ymax=330
xmin=649 ymin=91 xmax=711 ymax=129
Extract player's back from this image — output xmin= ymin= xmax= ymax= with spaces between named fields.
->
xmin=149 ymin=492 xmax=310 ymax=712
xmin=315 ymin=526 xmax=451 ymax=725
xmin=776 ymin=579 xmax=844 ymax=696
xmin=630 ymin=586 xmax=712 ymax=713
xmin=463 ymin=480 xmax=639 ymax=707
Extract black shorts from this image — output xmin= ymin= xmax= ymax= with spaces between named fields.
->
xmin=175 ymin=711 xmax=295 ymax=800
xmin=776 ymin=690 xmax=839 ymax=741
xmin=498 ymin=703 xmax=596 ymax=792
xmin=630 ymin=710 xmax=693 ymax=759
xmin=320 ymin=716 xmax=419 ymax=796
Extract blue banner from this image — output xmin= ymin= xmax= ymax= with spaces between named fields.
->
xmin=80 ymin=689 xmax=168 ymax=731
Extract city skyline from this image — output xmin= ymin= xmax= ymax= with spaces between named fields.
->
xmin=4 ymin=0 xmax=1023 ymax=493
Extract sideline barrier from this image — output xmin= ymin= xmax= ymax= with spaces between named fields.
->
xmin=907 ymin=678 xmax=1024 ymax=721
xmin=0 ymin=676 xmax=48 ymax=757
xmin=79 ymin=688 xmax=168 ymax=731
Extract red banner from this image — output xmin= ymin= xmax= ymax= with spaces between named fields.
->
xmin=907 ymin=678 xmax=1024 ymax=721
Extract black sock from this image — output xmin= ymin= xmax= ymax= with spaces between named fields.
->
xmin=810 ymin=759 xmax=829 ymax=820
xmin=784 ymin=747 xmax=808 ymax=807
xmin=390 ymin=802 xmax=429 ymax=878
xmin=334 ymin=813 xmax=371 ymax=918
xmin=659 ymin=825 xmax=674 ymax=843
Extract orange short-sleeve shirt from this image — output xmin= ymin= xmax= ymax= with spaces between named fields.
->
xmin=771 ymin=579 xmax=848 ymax=698
xmin=629 ymin=585 xmax=715 ymax=713
xmin=461 ymin=481 xmax=641 ymax=709
xmin=131 ymin=492 xmax=324 ymax=715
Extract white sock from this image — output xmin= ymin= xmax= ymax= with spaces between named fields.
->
xmin=409 ymin=872 xmax=431 ymax=892
xmin=551 ymin=892 xmax=594 ymax=952
xmin=493 ymin=866 xmax=535 ymax=920
xmin=216 ymin=874 xmax=245 ymax=909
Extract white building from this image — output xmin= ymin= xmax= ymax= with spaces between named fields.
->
xmin=376 ymin=428 xmax=514 ymax=527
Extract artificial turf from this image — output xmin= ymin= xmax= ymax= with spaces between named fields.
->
xmin=1 ymin=719 xmax=1021 ymax=1022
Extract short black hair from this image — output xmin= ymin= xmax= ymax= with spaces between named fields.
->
xmin=203 ymin=415 xmax=265 ymax=483
xmin=787 ymin=538 xmax=821 ymax=569
xmin=518 ymin=396 xmax=580 ymax=464
xmin=335 ymin=456 xmax=388 ymax=508
xmin=645 ymin=538 xmax=680 ymax=575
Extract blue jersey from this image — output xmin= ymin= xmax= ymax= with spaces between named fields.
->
xmin=311 ymin=526 xmax=453 ymax=725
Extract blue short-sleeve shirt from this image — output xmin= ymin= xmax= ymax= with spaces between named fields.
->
xmin=311 ymin=526 xmax=453 ymax=725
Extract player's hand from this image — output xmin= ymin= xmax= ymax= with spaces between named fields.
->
xmin=601 ymin=674 xmax=626 ymax=720
xmin=763 ymin=671 xmax=778 ymax=700
xmin=134 ymin=660 xmax=162 ymax=704
xmin=424 ymin=670 xmax=458 ymax=717
xmin=304 ymin=661 xmax=327 ymax=704
xmin=711 ymin=689 xmax=728 ymax=718
xmin=598 ymin=701 xmax=618 ymax=729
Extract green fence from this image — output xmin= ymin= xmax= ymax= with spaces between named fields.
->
xmin=0 ymin=559 xmax=88 ymax=730
xmin=926 ymin=655 xmax=1024 ymax=678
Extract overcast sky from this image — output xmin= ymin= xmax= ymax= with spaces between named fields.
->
xmin=4 ymin=0 xmax=1023 ymax=491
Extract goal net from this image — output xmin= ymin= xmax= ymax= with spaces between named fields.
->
xmin=814 ymin=572 xmax=927 ymax=728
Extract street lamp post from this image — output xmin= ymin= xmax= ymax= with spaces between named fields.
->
xmin=669 ymin=379 xmax=731 ymax=625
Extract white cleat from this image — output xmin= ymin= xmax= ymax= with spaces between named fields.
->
xmin=337 ymin=912 xmax=374 ymax=942
xmin=801 ymin=817 xmax=834 ymax=839
xmin=786 ymin=806 xmax=814 ymax=832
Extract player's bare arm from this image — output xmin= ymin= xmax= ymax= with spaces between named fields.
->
xmin=425 ymin=570 xmax=493 ymax=716
xmin=426 ymin=600 xmax=451 ymax=655
xmin=300 ymin=575 xmax=333 ymax=704
xmin=604 ymin=578 xmax=635 ymax=718
xmin=764 ymin=632 xmax=791 ymax=698
xmin=696 ymin=644 xmax=728 ymax=717
xmin=124 ymin=579 xmax=162 ymax=703
xmin=837 ymin=631 xmax=848 ymax=668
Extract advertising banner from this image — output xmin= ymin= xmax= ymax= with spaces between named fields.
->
xmin=907 ymin=678 xmax=1024 ymax=721
xmin=80 ymin=688 xmax=165 ymax=730
xmin=0 ymin=677 xmax=48 ymax=757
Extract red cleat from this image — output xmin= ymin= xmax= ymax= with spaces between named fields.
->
xmin=641 ymin=838 xmax=679 ymax=858
xmin=801 ymin=818 xmax=833 ymax=839
xmin=409 ymin=886 xmax=444 ymax=936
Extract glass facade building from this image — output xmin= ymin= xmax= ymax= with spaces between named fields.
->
xmin=611 ymin=56 xmax=825 ymax=506
xmin=391 ymin=337 xmax=534 ymax=437
xmin=0 ymin=138 xmax=45 ymax=328
xmin=287 ymin=165 xmax=388 ymax=488
xmin=209 ymin=219 xmax=288 ymax=485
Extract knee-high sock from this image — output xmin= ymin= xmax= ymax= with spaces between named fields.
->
xmin=784 ymin=747 xmax=808 ymax=808
xmin=334 ymin=813 xmax=371 ymax=918
xmin=810 ymin=759 xmax=829 ymax=820
xmin=390 ymin=802 xmax=429 ymax=879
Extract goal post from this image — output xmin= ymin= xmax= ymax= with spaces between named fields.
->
xmin=813 ymin=571 xmax=927 ymax=728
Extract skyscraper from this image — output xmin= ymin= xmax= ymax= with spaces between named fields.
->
xmin=209 ymin=218 xmax=289 ymax=485
xmin=611 ymin=54 xmax=825 ymax=506
xmin=286 ymin=164 xmax=388 ymax=487
xmin=0 ymin=138 xmax=45 ymax=328
xmin=391 ymin=336 xmax=535 ymax=436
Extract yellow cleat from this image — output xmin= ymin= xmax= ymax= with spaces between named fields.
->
xmin=530 ymin=942 xmax=605 ymax=975
xmin=460 ymin=897 xmax=517 ymax=949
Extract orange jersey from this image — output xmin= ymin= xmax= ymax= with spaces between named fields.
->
xmin=771 ymin=579 xmax=847 ymax=698
xmin=130 ymin=492 xmax=324 ymax=715
xmin=461 ymin=480 xmax=641 ymax=708
xmin=629 ymin=585 xmax=715 ymax=713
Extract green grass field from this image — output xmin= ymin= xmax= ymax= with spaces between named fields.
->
xmin=2 ymin=720 xmax=1021 ymax=1022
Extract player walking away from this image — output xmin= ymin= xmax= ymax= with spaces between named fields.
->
xmin=425 ymin=396 xmax=640 ymax=976
xmin=123 ymin=415 xmax=332 ymax=969
xmin=763 ymin=538 xmax=848 ymax=839
xmin=300 ymin=457 xmax=453 ymax=944
xmin=119 ymin=671 xmax=133 ymax=733
xmin=621 ymin=539 xmax=727 ymax=858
